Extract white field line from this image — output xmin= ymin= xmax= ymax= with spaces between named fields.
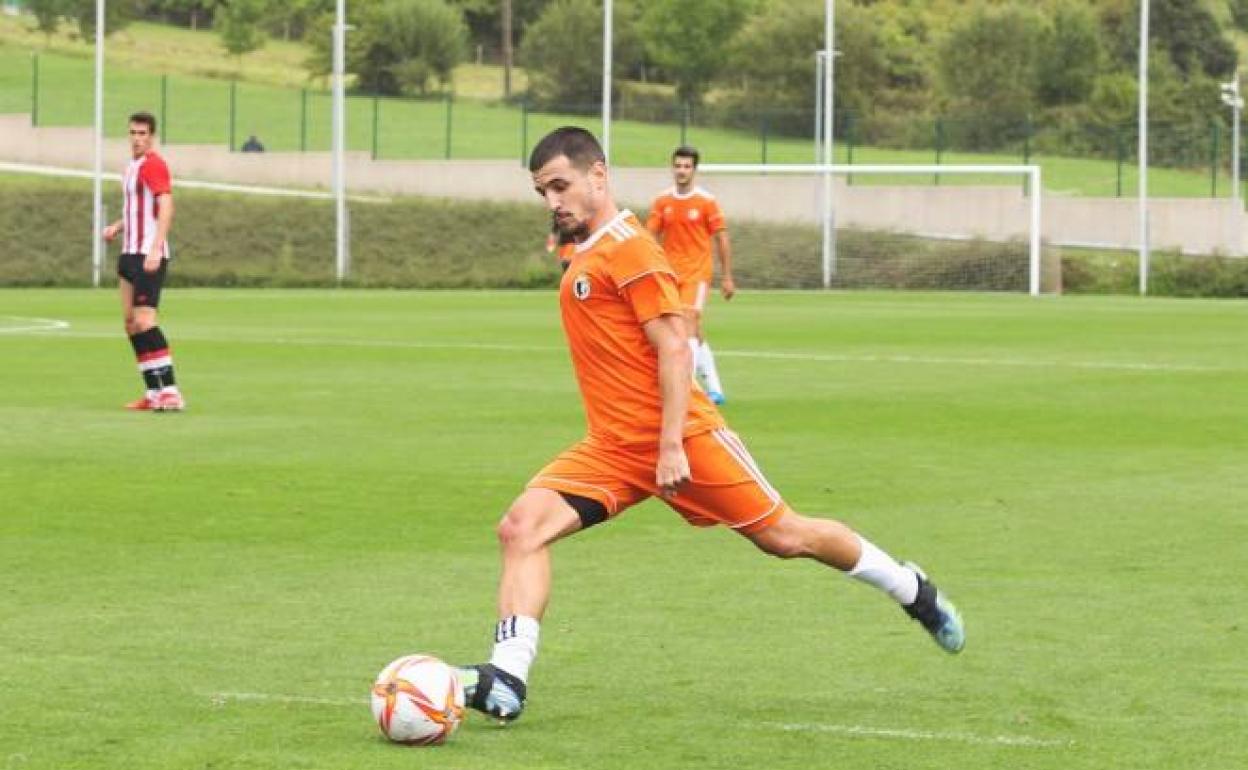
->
xmin=763 ymin=721 xmax=1074 ymax=748
xmin=0 ymin=316 xmax=70 ymax=334
xmin=6 ymin=326 xmax=1238 ymax=373
xmin=208 ymin=691 xmax=366 ymax=708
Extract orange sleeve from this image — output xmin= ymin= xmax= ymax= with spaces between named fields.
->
xmin=706 ymin=199 xmax=725 ymax=235
xmin=606 ymin=238 xmax=675 ymax=289
xmin=621 ymin=271 xmax=683 ymax=325
xmin=645 ymin=199 xmax=664 ymax=235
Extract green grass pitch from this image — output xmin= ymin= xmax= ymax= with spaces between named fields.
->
xmin=1 ymin=288 xmax=1246 ymax=770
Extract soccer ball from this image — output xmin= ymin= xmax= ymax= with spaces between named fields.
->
xmin=370 ymin=654 xmax=465 ymax=746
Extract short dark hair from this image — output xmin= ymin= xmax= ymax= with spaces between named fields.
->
xmin=129 ymin=111 xmax=157 ymax=135
xmin=672 ymin=146 xmax=700 ymax=167
xmin=529 ymin=126 xmax=605 ymax=172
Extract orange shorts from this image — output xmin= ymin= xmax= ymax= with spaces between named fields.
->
xmin=528 ymin=428 xmax=787 ymax=534
xmin=678 ymin=278 xmax=709 ymax=313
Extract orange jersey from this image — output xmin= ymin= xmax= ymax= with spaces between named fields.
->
xmin=645 ymin=187 xmax=726 ymax=283
xmin=560 ymin=210 xmax=723 ymax=447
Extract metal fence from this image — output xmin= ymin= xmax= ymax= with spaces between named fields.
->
xmin=10 ymin=51 xmax=1246 ymax=197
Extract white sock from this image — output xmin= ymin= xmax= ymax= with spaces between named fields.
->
xmin=847 ymin=535 xmax=919 ymax=605
xmin=489 ymin=615 xmax=540 ymax=682
xmin=688 ymin=338 xmax=703 ymax=381
xmin=700 ymin=341 xmax=724 ymax=395
xmin=145 ymin=389 xmax=159 ymax=401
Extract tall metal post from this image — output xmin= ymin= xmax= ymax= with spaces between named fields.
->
xmin=332 ymin=0 xmax=349 ymax=282
xmin=32 ymin=52 xmax=39 ymax=126
xmin=820 ymin=0 xmax=836 ymax=288
xmin=91 ymin=0 xmax=104 ymax=288
xmin=602 ymin=0 xmax=613 ymax=163
xmin=1138 ymin=0 xmax=1150 ymax=295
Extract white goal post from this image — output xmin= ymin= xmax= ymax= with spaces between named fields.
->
xmin=699 ymin=163 xmax=1044 ymax=296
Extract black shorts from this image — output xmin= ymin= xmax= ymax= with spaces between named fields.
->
xmin=117 ymin=253 xmax=168 ymax=308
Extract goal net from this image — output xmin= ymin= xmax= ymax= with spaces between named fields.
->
xmin=696 ymin=164 xmax=1054 ymax=295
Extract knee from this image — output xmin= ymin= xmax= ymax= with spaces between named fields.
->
xmin=748 ymin=518 xmax=813 ymax=560
xmin=496 ymin=504 xmax=542 ymax=553
xmin=132 ymin=315 xmax=157 ymax=333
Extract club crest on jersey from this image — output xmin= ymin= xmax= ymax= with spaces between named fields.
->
xmin=572 ymin=273 xmax=592 ymax=300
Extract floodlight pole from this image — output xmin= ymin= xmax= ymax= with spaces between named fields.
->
xmin=1222 ymin=73 xmax=1242 ymax=209
xmin=821 ymin=0 xmax=836 ymax=288
xmin=602 ymin=0 xmax=613 ymax=164
xmin=1138 ymin=0 xmax=1150 ymax=295
xmin=332 ymin=0 xmax=349 ymax=282
xmin=91 ymin=0 xmax=104 ymax=288
xmin=814 ymin=51 xmax=826 ymax=163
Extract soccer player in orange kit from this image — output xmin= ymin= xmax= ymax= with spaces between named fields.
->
xmin=457 ymin=128 xmax=965 ymax=723
xmin=647 ymin=146 xmax=732 ymax=404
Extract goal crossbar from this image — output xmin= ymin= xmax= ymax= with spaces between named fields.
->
xmin=700 ymin=163 xmax=1044 ymax=296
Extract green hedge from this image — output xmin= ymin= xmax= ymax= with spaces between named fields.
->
xmin=4 ymin=173 xmax=1245 ymax=296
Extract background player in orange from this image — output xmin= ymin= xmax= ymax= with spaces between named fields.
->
xmin=456 ymin=127 xmax=965 ymax=724
xmin=646 ymin=146 xmax=733 ymax=404
xmin=101 ymin=111 xmax=184 ymax=412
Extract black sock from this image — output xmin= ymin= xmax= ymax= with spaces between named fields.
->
xmin=130 ymin=327 xmax=176 ymax=390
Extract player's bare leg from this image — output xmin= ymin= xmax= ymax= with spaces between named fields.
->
xmin=120 ymin=280 xmax=157 ymax=411
xmin=745 ymin=510 xmax=965 ymax=653
xmin=460 ymin=488 xmax=583 ymax=722
xmin=120 ymin=279 xmax=183 ymax=412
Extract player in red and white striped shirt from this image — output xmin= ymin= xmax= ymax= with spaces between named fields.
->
xmin=101 ymin=111 xmax=184 ymax=412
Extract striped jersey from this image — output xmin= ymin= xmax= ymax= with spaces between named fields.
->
xmin=121 ymin=150 xmax=173 ymax=258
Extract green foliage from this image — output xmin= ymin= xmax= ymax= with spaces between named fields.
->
xmin=65 ymin=0 xmax=133 ymax=38
xmin=1035 ymin=0 xmax=1101 ymax=106
xmin=214 ymin=0 xmax=267 ymax=59
xmin=308 ymin=0 xmax=468 ymax=95
xmin=639 ymin=0 xmax=750 ymax=106
xmin=519 ymin=0 xmax=603 ymax=109
xmin=27 ymin=0 xmax=64 ymax=39
xmin=936 ymin=2 xmax=1045 ymax=149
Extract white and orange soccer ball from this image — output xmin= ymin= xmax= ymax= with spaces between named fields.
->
xmin=370 ymin=654 xmax=465 ymax=746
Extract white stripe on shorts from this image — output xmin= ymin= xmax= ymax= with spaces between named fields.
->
xmin=711 ymin=429 xmax=782 ymax=504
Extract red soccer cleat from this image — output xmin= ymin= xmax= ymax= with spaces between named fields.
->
xmin=154 ymin=391 xmax=185 ymax=412
xmin=125 ymin=396 xmax=156 ymax=411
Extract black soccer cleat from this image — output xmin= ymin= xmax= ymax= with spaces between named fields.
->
xmin=457 ymin=663 xmax=527 ymax=723
xmin=901 ymin=562 xmax=966 ymax=654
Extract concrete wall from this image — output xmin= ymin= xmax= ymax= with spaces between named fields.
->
xmin=2 ymin=113 xmax=1244 ymax=255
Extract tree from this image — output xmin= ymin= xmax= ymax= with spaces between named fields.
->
xmin=28 ymin=0 xmax=64 ymax=41
xmin=936 ymin=1 xmax=1045 ymax=148
xmin=215 ymin=0 xmax=268 ymax=60
xmin=307 ymin=0 xmax=468 ymax=95
xmin=67 ymin=0 xmax=133 ymax=39
xmin=639 ymin=0 xmax=750 ymax=105
xmin=1035 ymin=0 xmax=1101 ymax=106
xmin=519 ymin=0 xmax=603 ymax=109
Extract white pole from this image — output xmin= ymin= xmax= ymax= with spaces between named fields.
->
xmin=1138 ymin=0 xmax=1149 ymax=295
xmin=331 ymin=0 xmax=348 ymax=282
xmin=814 ymin=51 xmax=825 ymax=164
xmin=91 ymin=0 xmax=104 ymax=288
xmin=1234 ymin=72 xmax=1241 ymax=210
xmin=602 ymin=0 xmax=613 ymax=164
xmin=821 ymin=0 xmax=836 ymax=288
xmin=1029 ymin=167 xmax=1042 ymax=296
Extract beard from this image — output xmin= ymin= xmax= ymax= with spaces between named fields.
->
xmin=555 ymin=214 xmax=591 ymax=242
